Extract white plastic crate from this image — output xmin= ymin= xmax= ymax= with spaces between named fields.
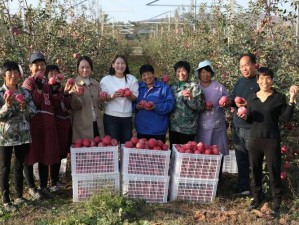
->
xmin=70 ymin=146 xmax=119 ymax=175
xmin=33 ymin=158 xmax=68 ymax=180
xmin=171 ymin=145 xmax=222 ymax=180
xmin=122 ymin=174 xmax=169 ymax=203
xmin=170 ymin=177 xmax=218 ymax=203
xmin=222 ymin=150 xmax=238 ymax=174
xmin=72 ymin=173 xmax=120 ymax=202
xmin=121 ymin=145 xmax=170 ymax=176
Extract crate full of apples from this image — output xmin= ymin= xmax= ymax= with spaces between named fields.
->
xmin=172 ymin=142 xmax=222 ymax=180
xmin=72 ymin=173 xmax=120 ymax=202
xmin=122 ymin=174 xmax=169 ymax=203
xmin=170 ymin=177 xmax=218 ymax=203
xmin=121 ymin=137 xmax=170 ymax=176
xmin=222 ymin=150 xmax=238 ymax=174
xmin=70 ymin=135 xmax=119 ymax=175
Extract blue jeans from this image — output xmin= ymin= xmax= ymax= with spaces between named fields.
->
xmin=233 ymin=126 xmax=251 ymax=192
xmin=103 ymin=114 xmax=132 ymax=144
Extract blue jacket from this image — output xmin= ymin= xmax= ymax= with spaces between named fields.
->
xmin=135 ymin=79 xmax=174 ymax=135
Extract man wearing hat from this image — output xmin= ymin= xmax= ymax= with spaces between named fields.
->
xmin=231 ymin=53 xmax=259 ymax=196
xmin=22 ymin=52 xmax=61 ymax=200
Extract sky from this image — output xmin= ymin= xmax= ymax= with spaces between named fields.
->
xmin=7 ymin=0 xmax=294 ymax=23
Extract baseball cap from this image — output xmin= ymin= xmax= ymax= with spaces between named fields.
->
xmin=29 ymin=52 xmax=46 ymax=63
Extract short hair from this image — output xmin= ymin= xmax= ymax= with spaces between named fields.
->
xmin=139 ymin=64 xmax=154 ymax=75
xmin=174 ymin=61 xmax=191 ymax=74
xmin=108 ymin=55 xmax=130 ymax=75
xmin=1 ymin=61 xmax=21 ymax=76
xmin=45 ymin=65 xmax=60 ymax=78
xmin=257 ymin=67 xmax=274 ymax=79
xmin=198 ymin=66 xmax=215 ymax=77
xmin=77 ymin=56 xmax=93 ymax=72
xmin=239 ymin=53 xmax=256 ymax=64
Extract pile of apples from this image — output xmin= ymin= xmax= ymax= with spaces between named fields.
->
xmin=72 ymin=135 xmax=118 ymax=148
xmin=124 ymin=137 xmax=169 ymax=151
xmin=174 ymin=141 xmax=220 ymax=155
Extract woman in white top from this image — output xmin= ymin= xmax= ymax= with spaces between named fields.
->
xmin=99 ymin=55 xmax=138 ymax=143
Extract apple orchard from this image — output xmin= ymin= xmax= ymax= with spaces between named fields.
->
xmin=0 ymin=0 xmax=299 ymax=198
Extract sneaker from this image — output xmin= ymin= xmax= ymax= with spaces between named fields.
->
xmin=39 ymin=188 xmax=53 ymax=199
xmin=13 ymin=197 xmax=29 ymax=206
xmin=3 ymin=203 xmax=17 ymax=212
xmin=49 ymin=185 xmax=60 ymax=192
xmin=28 ymin=188 xmax=43 ymax=200
xmin=246 ymin=199 xmax=260 ymax=211
xmin=236 ymin=190 xmax=250 ymax=196
xmin=56 ymin=181 xmax=66 ymax=188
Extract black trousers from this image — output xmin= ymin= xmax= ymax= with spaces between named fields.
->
xmin=0 ymin=144 xmax=29 ymax=203
xmin=169 ymin=130 xmax=196 ymax=150
xmin=24 ymin=163 xmax=49 ymax=189
xmin=248 ymin=137 xmax=282 ymax=209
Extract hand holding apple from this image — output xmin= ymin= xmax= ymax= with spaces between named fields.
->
xmin=237 ymin=106 xmax=247 ymax=119
xmin=4 ymin=90 xmax=14 ymax=107
xmin=219 ymin=96 xmax=229 ymax=107
xmin=98 ymin=91 xmax=107 ymax=101
xmin=182 ymin=90 xmax=191 ymax=98
xmin=289 ymin=85 xmax=299 ymax=102
xmin=234 ymin=96 xmax=247 ymax=107
xmin=205 ymin=101 xmax=213 ymax=110
xmin=144 ymin=101 xmax=154 ymax=110
xmin=76 ymin=86 xmax=84 ymax=96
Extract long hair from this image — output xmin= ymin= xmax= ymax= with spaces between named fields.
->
xmin=108 ymin=55 xmax=130 ymax=82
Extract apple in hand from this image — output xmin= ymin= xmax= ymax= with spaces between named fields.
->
xmin=161 ymin=74 xmax=170 ymax=83
xmin=205 ymin=101 xmax=213 ymax=110
xmin=144 ymin=101 xmax=154 ymax=110
xmin=48 ymin=77 xmax=57 ymax=85
xmin=238 ymin=107 xmax=247 ymax=116
xmin=4 ymin=90 xmax=14 ymax=98
xmin=219 ymin=96 xmax=229 ymax=107
xmin=35 ymin=71 xmax=44 ymax=80
xmin=73 ymin=53 xmax=80 ymax=59
xmin=117 ymin=89 xmax=125 ymax=96
xmin=67 ymin=78 xmax=75 ymax=85
xmin=234 ymin=96 xmax=245 ymax=105
xmin=15 ymin=94 xmax=25 ymax=103
xmin=123 ymin=89 xmax=132 ymax=97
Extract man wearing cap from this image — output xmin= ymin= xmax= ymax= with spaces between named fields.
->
xmin=22 ymin=52 xmax=61 ymax=200
xmin=231 ymin=53 xmax=259 ymax=196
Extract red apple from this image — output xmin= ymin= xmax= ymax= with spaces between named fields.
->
xmin=56 ymin=73 xmax=64 ymax=81
xmin=99 ymin=92 xmax=107 ymax=98
xmin=139 ymin=100 xmax=147 ymax=107
xmin=117 ymin=89 xmax=125 ymax=96
xmin=153 ymin=146 xmax=161 ymax=150
xmin=148 ymin=138 xmax=156 ymax=148
xmin=130 ymin=137 xmax=139 ymax=145
xmin=162 ymin=144 xmax=168 ymax=151
xmin=67 ymin=78 xmax=75 ymax=85
xmin=234 ymin=96 xmax=244 ymax=104
xmin=77 ymin=86 xmax=84 ymax=94
xmin=124 ymin=141 xmax=134 ymax=148
xmin=219 ymin=96 xmax=229 ymax=107
xmin=48 ymin=77 xmax=57 ymax=85
xmin=98 ymin=142 xmax=106 ymax=147
xmin=4 ymin=90 xmax=14 ymax=98
xmin=281 ymin=146 xmax=287 ymax=154
xmin=135 ymin=142 xmax=145 ymax=149
xmin=161 ymin=74 xmax=170 ymax=83
xmin=123 ymin=89 xmax=132 ymax=97
xmin=205 ymin=101 xmax=213 ymax=110
xmin=73 ymin=53 xmax=80 ymax=59
xmin=102 ymin=135 xmax=112 ymax=145
xmin=238 ymin=107 xmax=247 ymax=115
xmin=284 ymin=161 xmax=291 ymax=169
xmin=111 ymin=138 xmax=118 ymax=146
xmin=204 ymin=148 xmax=212 ymax=155
xmin=280 ymin=171 xmax=287 ymax=180
xmin=82 ymin=139 xmax=90 ymax=147
xmin=144 ymin=101 xmax=154 ymax=110
xmin=255 ymin=64 xmax=260 ymax=69
xmin=89 ymin=140 xmax=96 ymax=147
xmin=15 ymin=94 xmax=25 ymax=103
xmin=94 ymin=136 xmax=101 ymax=143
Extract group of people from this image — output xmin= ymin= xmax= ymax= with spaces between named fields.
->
xmin=0 ymin=52 xmax=298 ymax=218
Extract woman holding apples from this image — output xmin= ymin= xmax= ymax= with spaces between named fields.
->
xmin=70 ymin=55 xmax=105 ymax=141
xmin=134 ymin=64 xmax=174 ymax=143
xmin=45 ymin=65 xmax=72 ymax=192
xmin=99 ymin=55 xmax=139 ymax=144
xmin=0 ymin=61 xmax=36 ymax=211
xmin=169 ymin=60 xmax=205 ymax=148
xmin=22 ymin=52 xmax=62 ymax=200
xmin=195 ymin=60 xmax=229 ymax=157
xmin=238 ymin=67 xmax=299 ymax=217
